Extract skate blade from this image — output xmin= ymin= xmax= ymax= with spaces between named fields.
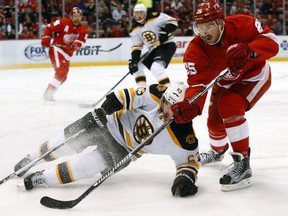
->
xmin=221 ymin=178 xmax=252 ymax=192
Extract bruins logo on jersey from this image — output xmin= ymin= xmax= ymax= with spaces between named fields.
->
xmin=186 ymin=134 xmax=196 ymax=144
xmin=141 ymin=31 xmax=157 ymax=44
xmin=133 ymin=115 xmax=154 ymax=145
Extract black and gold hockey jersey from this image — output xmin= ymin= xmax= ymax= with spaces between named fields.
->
xmin=106 ymin=84 xmax=199 ymax=176
xmin=129 ymin=12 xmax=177 ymax=50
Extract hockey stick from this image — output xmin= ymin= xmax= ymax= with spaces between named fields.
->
xmin=40 ymin=68 xmax=230 ymax=209
xmin=51 ymin=43 xmax=122 ymax=52
xmin=0 ymin=129 xmax=86 ymax=185
xmin=78 ymin=72 xmax=130 ymax=108
xmin=78 ymin=46 xmax=158 ymax=108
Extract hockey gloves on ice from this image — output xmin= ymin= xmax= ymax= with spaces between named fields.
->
xmin=171 ymin=173 xmax=198 ymax=197
xmin=64 ymin=108 xmax=107 ymax=138
xmin=84 ymin=108 xmax=107 ymax=131
xmin=171 ymin=100 xmax=199 ymax=124
xmin=128 ymin=59 xmax=138 ymax=75
xmin=226 ymin=43 xmax=251 ymax=76
xmin=158 ymin=27 xmax=169 ymax=44
xmin=41 ymin=36 xmax=51 ymax=48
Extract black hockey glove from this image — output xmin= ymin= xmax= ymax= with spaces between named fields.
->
xmin=128 ymin=59 xmax=138 ymax=75
xmin=159 ymin=28 xmax=169 ymax=44
xmin=83 ymin=108 xmax=107 ymax=131
xmin=64 ymin=108 xmax=107 ymax=138
xmin=171 ymin=174 xmax=198 ymax=197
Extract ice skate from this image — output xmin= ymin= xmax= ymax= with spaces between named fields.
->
xmin=200 ymin=149 xmax=225 ymax=166
xmin=14 ymin=154 xmax=32 ymax=177
xmin=43 ymin=89 xmax=55 ymax=102
xmin=24 ymin=170 xmax=47 ymax=191
xmin=220 ymin=151 xmax=252 ymax=192
xmin=43 ymin=84 xmax=56 ymax=102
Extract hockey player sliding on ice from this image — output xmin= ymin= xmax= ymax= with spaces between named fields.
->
xmin=128 ymin=4 xmax=178 ymax=87
xmin=171 ymin=0 xmax=279 ymax=191
xmin=14 ymin=83 xmax=199 ymax=197
xmin=41 ymin=7 xmax=89 ymax=101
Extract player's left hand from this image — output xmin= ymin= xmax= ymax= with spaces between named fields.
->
xmin=226 ymin=43 xmax=251 ymax=75
xmin=159 ymin=28 xmax=169 ymax=44
xmin=71 ymin=42 xmax=82 ymax=51
xmin=171 ymin=174 xmax=198 ymax=197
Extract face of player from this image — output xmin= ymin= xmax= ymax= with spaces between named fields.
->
xmin=134 ymin=11 xmax=146 ymax=24
xmin=194 ymin=20 xmax=223 ymax=45
xmin=162 ymin=100 xmax=174 ymax=122
xmin=71 ymin=13 xmax=83 ymax=25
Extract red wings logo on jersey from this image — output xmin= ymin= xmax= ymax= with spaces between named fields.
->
xmin=63 ymin=33 xmax=79 ymax=44
xmin=133 ymin=115 xmax=154 ymax=145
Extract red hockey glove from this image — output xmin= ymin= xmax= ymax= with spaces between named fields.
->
xmin=225 ymin=43 xmax=250 ymax=75
xmin=71 ymin=42 xmax=82 ymax=51
xmin=41 ymin=36 xmax=51 ymax=48
xmin=171 ymin=100 xmax=199 ymax=124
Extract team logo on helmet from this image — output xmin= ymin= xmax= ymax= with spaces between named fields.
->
xmin=133 ymin=115 xmax=154 ymax=145
xmin=71 ymin=7 xmax=83 ymax=16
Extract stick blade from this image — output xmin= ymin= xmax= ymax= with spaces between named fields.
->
xmin=78 ymin=103 xmax=94 ymax=108
xmin=110 ymin=43 xmax=122 ymax=51
xmin=40 ymin=196 xmax=77 ymax=209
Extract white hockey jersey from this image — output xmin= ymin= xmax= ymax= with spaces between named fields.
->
xmin=130 ymin=12 xmax=177 ymax=50
xmin=106 ymin=84 xmax=199 ymax=175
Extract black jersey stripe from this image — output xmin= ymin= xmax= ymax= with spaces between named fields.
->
xmin=56 ymin=162 xmax=74 ymax=184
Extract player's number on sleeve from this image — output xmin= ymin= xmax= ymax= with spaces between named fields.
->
xmin=184 ymin=62 xmax=197 ymax=75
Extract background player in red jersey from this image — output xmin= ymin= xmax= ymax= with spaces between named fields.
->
xmin=171 ymin=0 xmax=279 ymax=191
xmin=41 ymin=7 xmax=89 ymax=101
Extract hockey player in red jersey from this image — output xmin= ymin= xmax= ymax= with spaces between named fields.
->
xmin=41 ymin=7 xmax=89 ymax=101
xmin=14 ymin=83 xmax=199 ymax=197
xmin=171 ymin=0 xmax=279 ymax=191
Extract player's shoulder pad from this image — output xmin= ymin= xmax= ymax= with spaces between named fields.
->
xmin=146 ymin=12 xmax=160 ymax=21
xmin=170 ymin=121 xmax=198 ymax=151
xmin=149 ymin=84 xmax=167 ymax=100
xmin=130 ymin=12 xmax=161 ymax=32
xmin=130 ymin=21 xmax=141 ymax=32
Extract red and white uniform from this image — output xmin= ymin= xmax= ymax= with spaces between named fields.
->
xmin=43 ymin=17 xmax=89 ymax=86
xmin=183 ymin=15 xmax=279 ymax=153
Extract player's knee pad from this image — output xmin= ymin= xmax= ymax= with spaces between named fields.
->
xmin=96 ymin=132 xmax=130 ymax=173
xmin=218 ymin=91 xmax=247 ymax=119
xmin=207 ymin=116 xmax=227 ymax=140
xmin=55 ymin=67 xmax=69 ymax=83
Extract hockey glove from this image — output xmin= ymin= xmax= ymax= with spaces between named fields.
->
xmin=41 ymin=36 xmax=51 ymax=48
xmin=128 ymin=59 xmax=138 ymax=75
xmin=83 ymin=108 xmax=108 ymax=131
xmin=171 ymin=100 xmax=199 ymax=124
xmin=64 ymin=108 xmax=107 ymax=138
xmin=226 ymin=43 xmax=250 ymax=76
xmin=71 ymin=42 xmax=82 ymax=51
xmin=171 ymin=174 xmax=198 ymax=197
xmin=158 ymin=27 xmax=169 ymax=44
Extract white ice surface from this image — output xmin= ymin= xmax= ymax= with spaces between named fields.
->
xmin=0 ymin=62 xmax=287 ymax=216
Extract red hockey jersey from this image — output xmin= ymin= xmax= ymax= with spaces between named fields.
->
xmin=183 ymin=14 xmax=279 ymax=113
xmin=44 ymin=17 xmax=89 ymax=56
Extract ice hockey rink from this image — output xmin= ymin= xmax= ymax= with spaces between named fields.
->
xmin=0 ymin=62 xmax=287 ymax=216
